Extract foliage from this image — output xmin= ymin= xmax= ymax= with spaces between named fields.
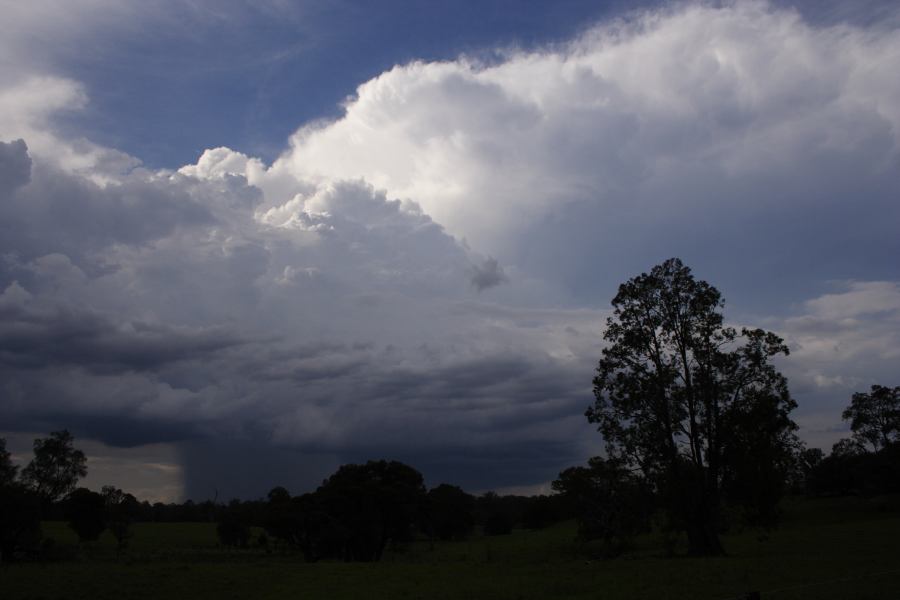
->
xmin=423 ymin=484 xmax=475 ymax=540
xmin=261 ymin=487 xmax=346 ymax=560
xmin=216 ymin=503 xmax=251 ymax=549
xmin=807 ymin=386 xmax=900 ymax=497
xmin=0 ymin=480 xmax=42 ymax=563
xmin=552 ymin=456 xmax=651 ymax=556
xmin=291 ymin=492 xmax=350 ymax=561
xmin=21 ymin=430 xmax=87 ymax=503
xmin=482 ymin=511 xmax=514 ymax=536
xmin=520 ymin=495 xmax=569 ymax=531
xmin=0 ymin=438 xmax=18 ymax=485
xmin=808 ymin=440 xmax=900 ymax=497
xmin=65 ymin=488 xmax=107 ymax=542
xmin=788 ymin=446 xmax=824 ymax=493
xmin=103 ymin=486 xmax=139 ymax=555
xmin=262 ymin=486 xmax=304 ymax=548
xmin=6 ymin=498 xmax=900 ymax=600
xmin=842 ymin=384 xmax=900 ymax=452
xmin=315 ymin=460 xmax=426 ymax=561
xmin=586 ymin=258 xmax=798 ymax=555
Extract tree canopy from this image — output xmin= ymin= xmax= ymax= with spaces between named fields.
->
xmin=65 ymin=488 xmax=107 ymax=542
xmin=0 ymin=438 xmax=17 ymax=486
xmin=842 ymin=384 xmax=899 ymax=452
xmin=21 ymin=430 xmax=87 ymax=502
xmin=586 ymin=258 xmax=797 ymax=555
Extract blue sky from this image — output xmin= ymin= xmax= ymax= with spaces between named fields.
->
xmin=2 ymin=0 xmax=900 ymax=500
xmin=54 ymin=1 xmax=647 ymax=167
xmin=49 ymin=0 xmax=899 ymax=168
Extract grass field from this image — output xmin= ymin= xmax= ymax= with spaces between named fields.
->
xmin=3 ymin=496 xmax=899 ymax=600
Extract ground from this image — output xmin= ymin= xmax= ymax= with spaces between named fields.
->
xmin=4 ymin=496 xmax=900 ymax=599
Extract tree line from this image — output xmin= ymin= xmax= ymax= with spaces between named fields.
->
xmin=0 ymin=432 xmax=572 ymax=563
xmin=2 ymin=259 xmax=897 ymax=563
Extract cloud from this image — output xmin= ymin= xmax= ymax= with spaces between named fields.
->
xmin=2 ymin=1 xmax=900 ymax=497
xmin=269 ymin=1 xmax=900 ymax=304
xmin=469 ymin=257 xmax=508 ymax=291
xmin=0 ymin=139 xmax=31 ymax=193
xmin=0 ymin=134 xmax=601 ymax=495
xmin=0 ymin=281 xmax=248 ymax=373
xmin=774 ymin=280 xmax=900 ymax=449
xmin=803 ymin=281 xmax=900 ymax=320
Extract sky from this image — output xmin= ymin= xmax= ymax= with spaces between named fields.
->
xmin=1 ymin=0 xmax=899 ymax=502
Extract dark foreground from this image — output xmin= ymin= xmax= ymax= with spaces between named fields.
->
xmin=4 ymin=496 xmax=899 ymax=600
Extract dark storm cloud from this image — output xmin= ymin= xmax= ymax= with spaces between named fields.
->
xmin=0 ymin=298 xmax=247 ymax=373
xmin=0 ymin=139 xmax=31 ymax=193
xmin=0 ymin=130 xmax=596 ymax=498
xmin=469 ymin=257 xmax=508 ymax=291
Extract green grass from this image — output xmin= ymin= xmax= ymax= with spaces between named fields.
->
xmin=4 ymin=497 xmax=900 ymax=600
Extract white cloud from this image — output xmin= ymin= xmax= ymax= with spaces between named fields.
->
xmin=775 ymin=280 xmax=900 ymax=448
xmin=2 ymin=1 xmax=900 ymax=494
xmin=269 ymin=1 xmax=900 ymax=263
xmin=804 ymin=281 xmax=900 ymax=320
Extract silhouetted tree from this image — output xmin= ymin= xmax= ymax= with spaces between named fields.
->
xmin=587 ymin=259 xmax=797 ymax=555
xmin=292 ymin=492 xmax=350 ymax=562
xmin=520 ymin=495 xmax=570 ymax=530
xmin=267 ymin=486 xmax=291 ymax=504
xmin=216 ymin=500 xmax=251 ymax=549
xmin=423 ymin=484 xmax=475 ymax=541
xmin=21 ymin=430 xmax=87 ymax=503
xmin=789 ymin=446 xmax=824 ymax=493
xmin=816 ymin=385 xmax=900 ymax=497
xmin=0 ymin=483 xmax=41 ymax=563
xmin=316 ymin=460 xmax=426 ymax=561
xmin=65 ymin=488 xmax=107 ymax=542
xmin=0 ymin=438 xmax=41 ymax=563
xmin=263 ymin=486 xmax=306 ymax=551
xmin=0 ymin=438 xmax=17 ymax=485
xmin=553 ymin=457 xmax=651 ymax=556
xmin=102 ymin=486 xmax=138 ymax=555
xmin=483 ymin=511 xmax=514 ymax=536
xmin=843 ymin=385 xmax=899 ymax=452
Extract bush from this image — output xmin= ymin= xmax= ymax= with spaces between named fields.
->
xmin=65 ymin=488 xmax=106 ymax=542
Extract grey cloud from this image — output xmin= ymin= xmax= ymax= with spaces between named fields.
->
xmin=0 ymin=136 xmax=599 ymax=496
xmin=0 ymin=139 xmax=31 ymax=194
xmin=469 ymin=256 xmax=508 ymax=291
xmin=0 ymin=141 xmax=214 ymax=266
xmin=4 ymin=2 xmax=899 ymax=498
xmin=0 ymin=295 xmax=248 ymax=373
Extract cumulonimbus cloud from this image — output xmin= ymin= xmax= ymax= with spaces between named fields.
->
xmin=1 ymin=1 xmax=899 ymax=497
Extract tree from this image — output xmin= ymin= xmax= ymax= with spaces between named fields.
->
xmin=21 ymin=430 xmax=87 ymax=503
xmin=586 ymin=258 xmax=797 ymax=555
xmin=788 ymin=446 xmax=824 ymax=493
xmin=0 ymin=483 xmax=41 ymax=563
xmin=263 ymin=486 xmax=305 ymax=550
xmin=288 ymin=492 xmax=351 ymax=562
xmin=65 ymin=488 xmax=106 ymax=542
xmin=553 ymin=456 xmax=651 ymax=557
xmin=102 ymin=486 xmax=138 ymax=555
xmin=423 ymin=484 xmax=475 ymax=541
xmin=316 ymin=460 xmax=426 ymax=561
xmin=216 ymin=500 xmax=251 ymax=549
xmin=0 ymin=438 xmax=41 ymax=563
xmin=0 ymin=438 xmax=18 ymax=485
xmin=520 ymin=494 xmax=568 ymax=531
xmin=842 ymin=385 xmax=899 ymax=452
